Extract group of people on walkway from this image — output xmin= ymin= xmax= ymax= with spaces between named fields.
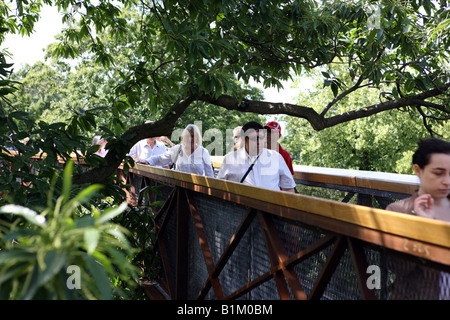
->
xmin=91 ymin=121 xmax=450 ymax=223
xmin=91 ymin=120 xmax=450 ymax=300
xmin=120 ymin=120 xmax=297 ymax=192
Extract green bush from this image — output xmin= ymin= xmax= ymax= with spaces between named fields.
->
xmin=0 ymin=161 xmax=139 ymax=299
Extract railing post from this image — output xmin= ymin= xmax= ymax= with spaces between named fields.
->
xmin=309 ymin=236 xmax=347 ymax=300
xmin=357 ymin=193 xmax=372 ymax=207
xmin=175 ymin=187 xmax=189 ymax=300
xmin=347 ymin=237 xmax=377 ymax=300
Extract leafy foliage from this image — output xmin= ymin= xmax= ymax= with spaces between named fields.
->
xmin=0 ymin=102 xmax=127 ymax=209
xmin=1 ymin=0 xmax=449 ymax=185
xmin=283 ymin=67 xmax=450 ymax=174
xmin=0 ymin=161 xmax=139 ymax=299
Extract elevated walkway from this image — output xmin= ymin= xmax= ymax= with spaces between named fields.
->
xmin=124 ymin=162 xmax=450 ymax=300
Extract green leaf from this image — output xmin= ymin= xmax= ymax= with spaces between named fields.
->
xmin=0 ymin=87 xmax=16 ymax=95
xmin=0 ymin=262 xmax=32 ymax=290
xmin=331 ymin=82 xmax=339 ymax=97
xmin=8 ymin=111 xmax=29 ymax=120
xmin=96 ymin=202 xmax=128 ymax=225
xmin=37 ymin=251 xmax=68 ymax=287
xmin=83 ymin=254 xmax=112 ymax=300
xmin=84 ymin=228 xmax=100 ymax=254
xmin=0 ymin=204 xmax=46 ymax=227
xmin=75 ymin=215 xmax=96 ymax=228
xmin=149 ymin=200 xmax=165 ymax=208
xmin=0 ymin=248 xmax=36 ymax=265
xmin=392 ymin=86 xmax=399 ymax=99
xmin=321 ymin=71 xmax=330 ymax=78
xmin=71 ymin=184 xmax=104 ymax=205
xmin=6 ymin=117 xmax=18 ymax=133
xmin=62 ymin=160 xmax=74 ymax=203
xmin=377 ymin=29 xmax=384 ymax=42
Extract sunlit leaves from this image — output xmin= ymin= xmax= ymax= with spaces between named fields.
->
xmin=0 ymin=163 xmax=138 ymax=300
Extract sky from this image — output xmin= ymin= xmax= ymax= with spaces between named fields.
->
xmin=3 ymin=5 xmax=64 ymax=69
xmin=2 ymin=4 xmax=300 ymax=108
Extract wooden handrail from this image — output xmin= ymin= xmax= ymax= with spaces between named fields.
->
xmin=3 ymin=150 xmax=84 ymax=163
xmin=211 ymin=156 xmax=419 ymax=195
xmin=132 ymin=164 xmax=449 ymax=253
xmin=293 ymin=164 xmax=419 ymax=195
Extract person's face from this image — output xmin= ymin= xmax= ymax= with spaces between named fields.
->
xmin=245 ymin=129 xmax=266 ymax=155
xmin=414 ymin=153 xmax=450 ymax=200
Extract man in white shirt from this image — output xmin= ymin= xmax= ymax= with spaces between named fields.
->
xmin=217 ymin=121 xmax=296 ymax=192
xmin=128 ymin=137 xmax=167 ymax=166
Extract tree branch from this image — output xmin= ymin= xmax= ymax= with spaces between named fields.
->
xmin=416 ymin=106 xmax=439 ymax=136
xmin=72 ymin=96 xmax=194 ymax=185
xmin=200 ymin=82 xmax=450 ymax=131
xmin=320 ymin=75 xmax=365 ymax=117
xmin=198 ymin=94 xmax=327 ymax=130
xmin=72 ymin=82 xmax=449 ymax=185
xmin=323 ymin=83 xmax=450 ymax=128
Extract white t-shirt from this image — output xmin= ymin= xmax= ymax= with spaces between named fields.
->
xmin=95 ymin=147 xmax=108 ymax=157
xmin=128 ymin=139 xmax=167 ymax=164
xmin=217 ymin=148 xmax=296 ymax=191
xmin=146 ymin=144 xmax=214 ymax=177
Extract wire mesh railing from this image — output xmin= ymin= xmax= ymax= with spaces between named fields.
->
xmin=124 ymin=164 xmax=450 ymax=300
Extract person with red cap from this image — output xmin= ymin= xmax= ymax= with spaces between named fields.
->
xmin=264 ymin=121 xmax=295 ymax=176
xmin=217 ymin=121 xmax=296 ymax=192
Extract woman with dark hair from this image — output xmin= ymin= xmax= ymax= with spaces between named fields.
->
xmin=386 ymin=137 xmax=450 ymax=300
xmin=387 ymin=137 xmax=450 ymax=222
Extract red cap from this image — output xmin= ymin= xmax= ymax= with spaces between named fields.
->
xmin=264 ymin=121 xmax=282 ymax=136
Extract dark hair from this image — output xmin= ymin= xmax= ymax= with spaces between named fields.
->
xmin=242 ymin=121 xmax=263 ymax=133
xmin=412 ymin=138 xmax=450 ymax=168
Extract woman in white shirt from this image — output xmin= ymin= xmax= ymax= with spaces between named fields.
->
xmin=217 ymin=121 xmax=296 ymax=192
xmin=144 ymin=124 xmax=214 ymax=177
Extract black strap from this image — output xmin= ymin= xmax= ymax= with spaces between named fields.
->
xmin=240 ymin=154 xmax=261 ymax=183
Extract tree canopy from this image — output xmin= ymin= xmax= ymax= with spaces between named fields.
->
xmin=282 ymin=65 xmax=450 ymax=174
xmin=1 ymin=0 xmax=449 ymax=187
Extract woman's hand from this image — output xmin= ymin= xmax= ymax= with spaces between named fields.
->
xmin=413 ymin=194 xmax=434 ymax=219
xmin=136 ymin=160 xmax=149 ymax=165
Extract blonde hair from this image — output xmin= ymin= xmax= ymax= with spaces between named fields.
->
xmin=233 ymin=126 xmax=244 ymax=151
xmin=181 ymin=124 xmax=202 ymax=154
